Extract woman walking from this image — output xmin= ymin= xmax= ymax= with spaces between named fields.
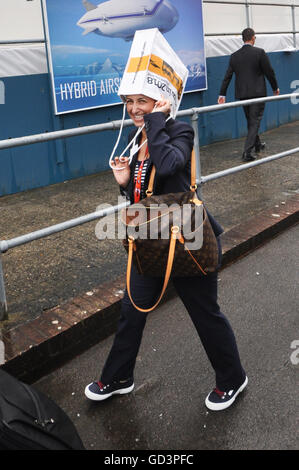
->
xmin=85 ymin=94 xmax=247 ymax=411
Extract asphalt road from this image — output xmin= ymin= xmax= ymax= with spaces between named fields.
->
xmin=34 ymin=225 xmax=299 ymax=451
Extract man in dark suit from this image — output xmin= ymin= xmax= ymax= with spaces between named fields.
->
xmin=218 ymin=28 xmax=279 ymax=162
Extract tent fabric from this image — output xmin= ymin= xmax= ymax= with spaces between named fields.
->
xmin=205 ymin=33 xmax=296 ymax=58
xmin=0 ymin=44 xmax=48 ymax=78
xmin=0 ymin=34 xmax=297 ymax=78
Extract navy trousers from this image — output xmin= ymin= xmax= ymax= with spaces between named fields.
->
xmin=101 ymin=250 xmax=246 ymax=391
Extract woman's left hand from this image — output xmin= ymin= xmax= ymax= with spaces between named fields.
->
xmin=152 ymin=97 xmax=171 ymax=115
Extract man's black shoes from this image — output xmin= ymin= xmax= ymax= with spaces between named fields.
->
xmin=242 ymin=152 xmax=256 ymax=162
xmin=242 ymin=141 xmax=266 ymax=161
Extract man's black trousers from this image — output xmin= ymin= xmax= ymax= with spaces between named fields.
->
xmin=243 ymin=102 xmax=265 ymax=155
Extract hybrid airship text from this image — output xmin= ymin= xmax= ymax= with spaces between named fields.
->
xmin=59 ymin=78 xmax=120 ymax=100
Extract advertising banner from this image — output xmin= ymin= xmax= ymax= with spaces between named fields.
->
xmin=42 ymin=0 xmax=207 ymax=114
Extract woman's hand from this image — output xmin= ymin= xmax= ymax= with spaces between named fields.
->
xmin=152 ymin=97 xmax=171 ymax=115
xmin=110 ymin=156 xmax=131 ymax=187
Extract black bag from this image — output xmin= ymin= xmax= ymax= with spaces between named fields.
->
xmin=0 ymin=369 xmax=85 ymax=450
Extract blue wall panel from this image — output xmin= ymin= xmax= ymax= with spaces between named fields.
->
xmin=0 ymin=50 xmax=298 ymax=196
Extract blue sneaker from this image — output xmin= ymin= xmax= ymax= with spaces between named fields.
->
xmin=85 ymin=378 xmax=134 ymax=401
xmin=205 ymin=376 xmax=248 ymax=411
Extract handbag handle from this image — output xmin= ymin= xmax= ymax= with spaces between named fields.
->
xmin=146 ymin=148 xmax=197 ymax=197
xmin=126 ymin=226 xmax=180 ymax=313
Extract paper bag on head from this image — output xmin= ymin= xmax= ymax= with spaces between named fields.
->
xmin=118 ymin=28 xmax=188 ymax=118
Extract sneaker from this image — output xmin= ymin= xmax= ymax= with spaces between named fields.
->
xmin=84 ymin=378 xmax=134 ymax=401
xmin=242 ymin=152 xmax=256 ymax=162
xmin=205 ymin=376 xmax=248 ymax=411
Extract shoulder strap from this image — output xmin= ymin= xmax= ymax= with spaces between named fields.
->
xmin=146 ymin=148 xmax=196 ymax=197
xmin=126 ymin=228 xmax=179 ymax=313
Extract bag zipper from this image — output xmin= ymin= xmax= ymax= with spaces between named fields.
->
xmin=22 ymin=383 xmax=54 ymax=428
xmin=1 ymin=384 xmax=76 ymax=449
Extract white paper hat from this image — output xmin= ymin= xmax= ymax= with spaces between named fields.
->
xmin=118 ymin=28 xmax=188 ymax=118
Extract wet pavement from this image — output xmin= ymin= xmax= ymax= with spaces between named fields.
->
xmin=33 ymin=226 xmax=299 ymax=451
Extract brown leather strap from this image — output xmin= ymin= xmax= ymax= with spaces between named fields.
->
xmin=177 ymin=220 xmax=207 ymax=276
xmin=190 ymin=148 xmax=197 ymax=192
xmin=126 ymin=227 xmax=179 ymax=313
xmin=145 ymin=165 xmax=156 ymax=197
xmin=185 ymin=246 xmax=207 ymax=275
xmin=146 ymin=148 xmax=196 ymax=197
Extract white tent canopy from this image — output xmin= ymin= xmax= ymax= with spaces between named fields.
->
xmin=0 ymin=33 xmax=298 ymax=78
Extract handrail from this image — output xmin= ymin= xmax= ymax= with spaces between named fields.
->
xmin=0 ymin=39 xmax=45 ymax=45
xmin=0 ymin=92 xmax=299 ymax=320
xmin=0 ymin=94 xmax=298 ymax=151
xmin=0 ymin=201 xmax=130 ymax=254
xmin=201 ymin=146 xmax=299 ymax=183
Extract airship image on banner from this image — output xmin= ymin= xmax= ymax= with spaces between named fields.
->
xmin=42 ymin=0 xmax=207 ymax=114
xmin=77 ymin=0 xmax=179 ymax=41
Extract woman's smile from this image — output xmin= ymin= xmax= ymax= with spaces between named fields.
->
xmin=126 ymin=94 xmax=156 ymax=127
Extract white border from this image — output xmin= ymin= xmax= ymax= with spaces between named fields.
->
xmin=41 ymin=0 xmax=58 ymax=114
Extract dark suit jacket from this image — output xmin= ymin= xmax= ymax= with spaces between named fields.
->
xmin=220 ymin=44 xmax=278 ymax=99
xmin=120 ymin=112 xmax=223 ymax=237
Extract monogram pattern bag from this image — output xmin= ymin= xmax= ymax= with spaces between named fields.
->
xmin=121 ymin=149 xmax=219 ymax=312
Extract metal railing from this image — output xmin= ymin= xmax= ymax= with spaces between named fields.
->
xmin=0 ymin=39 xmax=45 ymax=45
xmin=0 ymin=92 xmax=299 ymax=320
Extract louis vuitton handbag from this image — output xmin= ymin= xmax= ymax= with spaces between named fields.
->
xmin=121 ymin=149 xmax=219 ymax=312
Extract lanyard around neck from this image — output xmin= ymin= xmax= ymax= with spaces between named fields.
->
xmin=134 ymin=146 xmax=149 ymax=203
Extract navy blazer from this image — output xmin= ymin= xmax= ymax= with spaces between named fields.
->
xmin=120 ymin=112 xmax=223 ymax=237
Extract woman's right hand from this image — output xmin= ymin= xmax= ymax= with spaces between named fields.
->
xmin=111 ymin=156 xmax=131 ymax=187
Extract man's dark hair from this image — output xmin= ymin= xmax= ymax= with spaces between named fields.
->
xmin=242 ymin=28 xmax=255 ymax=42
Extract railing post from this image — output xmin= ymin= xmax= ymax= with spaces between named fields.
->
xmin=291 ymin=4 xmax=297 ymax=50
xmin=0 ymin=254 xmax=8 ymax=321
xmin=190 ymin=111 xmax=203 ymax=199
xmin=0 ymin=328 xmax=4 ymax=365
xmin=245 ymin=0 xmax=250 ymax=28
